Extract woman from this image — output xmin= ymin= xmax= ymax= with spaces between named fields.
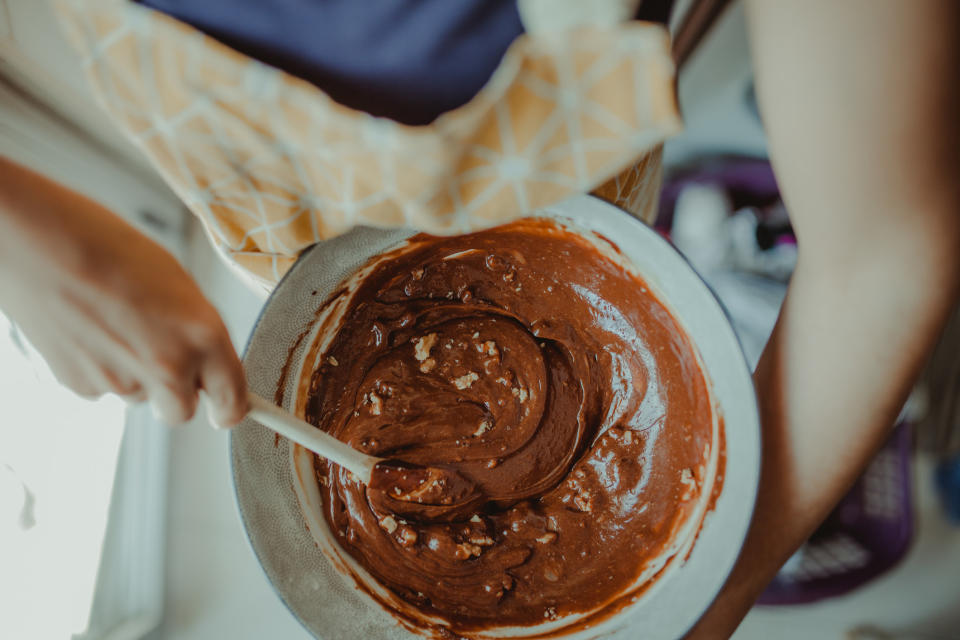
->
xmin=0 ymin=1 xmax=957 ymax=636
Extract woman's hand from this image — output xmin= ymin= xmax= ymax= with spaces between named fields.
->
xmin=0 ymin=156 xmax=248 ymax=427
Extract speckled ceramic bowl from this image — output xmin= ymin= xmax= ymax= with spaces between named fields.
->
xmin=232 ymin=194 xmax=760 ymax=639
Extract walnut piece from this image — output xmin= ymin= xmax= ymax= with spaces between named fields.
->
xmin=573 ymin=493 xmax=593 ymax=513
xmin=378 ymin=515 xmax=398 ymax=534
xmin=455 ymin=542 xmax=483 ymax=559
xmin=453 ymin=371 xmax=479 ymax=390
xmin=680 ymin=467 xmax=697 ymax=501
xmin=398 ymin=527 xmax=418 ymax=547
xmin=474 ymin=419 xmax=492 ymax=437
xmin=413 ymin=333 xmax=438 ymax=362
xmin=368 ymin=392 xmax=383 ymax=416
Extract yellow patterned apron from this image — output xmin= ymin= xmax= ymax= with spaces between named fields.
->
xmin=52 ymin=0 xmax=681 ymax=287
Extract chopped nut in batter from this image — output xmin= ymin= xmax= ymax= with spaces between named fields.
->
xmin=327 ymin=355 xmax=339 ymax=366
xmin=414 ymin=333 xmax=438 ymax=361
xmin=379 ymin=515 xmax=398 ymax=534
xmin=680 ymin=468 xmax=697 ymax=500
xmin=573 ymin=493 xmax=593 ymax=513
xmin=398 ymin=527 xmax=418 ymax=547
xmin=536 ymin=532 xmax=557 ymax=544
xmin=474 ymin=420 xmax=492 ymax=437
xmin=511 ymin=387 xmax=528 ymax=402
xmin=453 ymin=371 xmax=479 ymax=390
xmin=368 ymin=392 xmax=383 ymax=415
xmin=455 ymin=542 xmax=483 ymax=559
xmin=419 ymin=357 xmax=437 ymax=373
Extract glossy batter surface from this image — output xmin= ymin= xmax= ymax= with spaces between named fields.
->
xmin=303 ymin=219 xmax=717 ymax=631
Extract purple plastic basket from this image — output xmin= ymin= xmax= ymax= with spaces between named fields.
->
xmin=757 ymin=422 xmax=914 ymax=605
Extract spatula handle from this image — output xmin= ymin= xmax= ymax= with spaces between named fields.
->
xmin=246 ymin=392 xmax=379 ymax=482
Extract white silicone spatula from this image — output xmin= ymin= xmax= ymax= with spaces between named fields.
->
xmin=244 ymin=392 xmax=481 ymax=515
xmin=246 ymin=392 xmax=382 ymax=484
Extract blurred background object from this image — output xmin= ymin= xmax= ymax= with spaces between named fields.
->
xmin=919 ymin=305 xmax=960 ymax=459
xmin=917 ymin=305 xmax=960 ymax=526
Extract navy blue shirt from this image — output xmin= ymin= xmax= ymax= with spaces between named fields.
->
xmin=139 ymin=0 xmax=672 ymax=125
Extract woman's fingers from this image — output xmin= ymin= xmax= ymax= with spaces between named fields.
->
xmin=44 ymin=343 xmax=113 ymax=400
xmin=148 ymin=380 xmax=200 ymax=425
xmin=133 ymin=323 xmax=246 ymax=428
xmin=55 ymin=367 xmax=103 ymax=399
xmin=199 ymin=331 xmax=248 ymax=428
xmin=118 ymin=387 xmax=148 ymax=404
xmin=95 ymin=362 xmax=143 ymax=398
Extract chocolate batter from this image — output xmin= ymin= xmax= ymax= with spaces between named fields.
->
xmin=303 ymin=219 xmax=719 ymax=632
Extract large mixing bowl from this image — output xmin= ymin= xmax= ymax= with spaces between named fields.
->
xmin=232 ymin=194 xmax=760 ymax=639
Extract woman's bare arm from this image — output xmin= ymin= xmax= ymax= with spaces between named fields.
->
xmin=688 ymin=1 xmax=960 ymax=636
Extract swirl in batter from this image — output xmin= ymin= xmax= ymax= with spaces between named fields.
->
xmin=302 ymin=219 xmax=719 ymax=633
